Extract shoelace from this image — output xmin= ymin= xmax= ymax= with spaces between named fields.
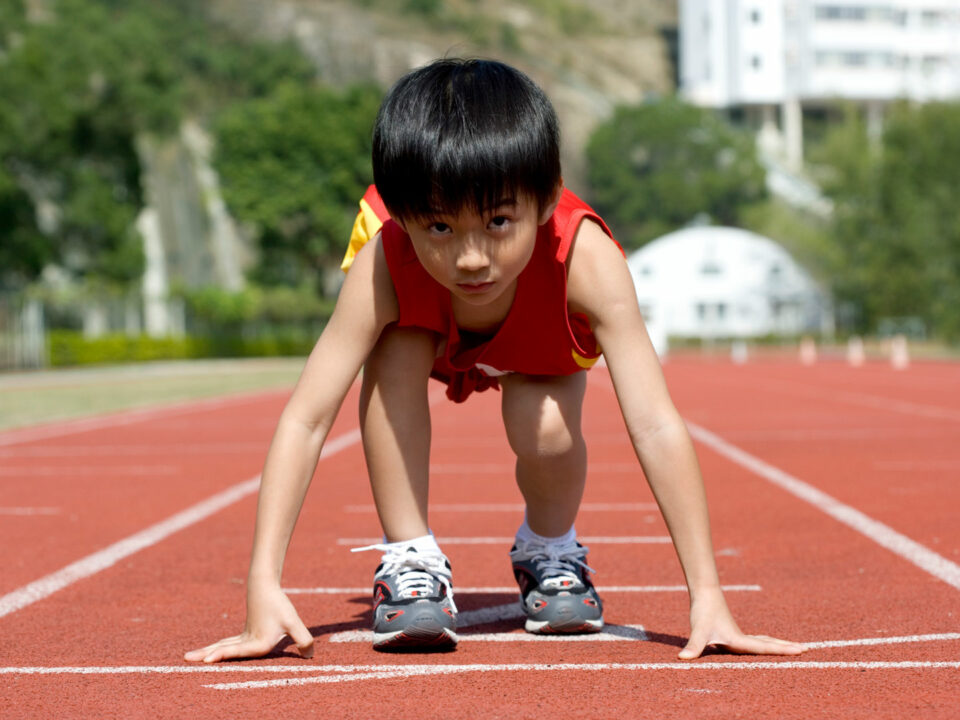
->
xmin=510 ymin=537 xmax=596 ymax=590
xmin=352 ymin=543 xmax=457 ymax=613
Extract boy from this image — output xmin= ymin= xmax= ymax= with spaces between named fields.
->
xmin=185 ymin=59 xmax=804 ymax=661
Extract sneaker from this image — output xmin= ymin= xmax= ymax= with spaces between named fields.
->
xmin=354 ymin=543 xmax=458 ymax=650
xmin=510 ymin=537 xmax=603 ymax=634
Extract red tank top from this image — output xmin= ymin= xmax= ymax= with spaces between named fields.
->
xmin=369 ymin=186 xmax=621 ymax=402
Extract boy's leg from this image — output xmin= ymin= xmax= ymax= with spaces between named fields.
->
xmin=500 ymin=371 xmax=603 ymax=633
xmin=500 ymin=371 xmax=588 ymax=535
xmin=359 ymin=323 xmax=436 ymax=542
xmin=358 ymin=324 xmax=457 ymax=649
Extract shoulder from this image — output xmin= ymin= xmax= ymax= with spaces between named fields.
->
xmin=336 ymin=231 xmax=399 ymax=328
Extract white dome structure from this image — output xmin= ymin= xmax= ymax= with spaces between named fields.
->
xmin=627 ymin=226 xmax=832 ymax=352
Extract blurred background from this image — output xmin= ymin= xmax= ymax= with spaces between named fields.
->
xmin=1 ymin=0 xmax=958 ymax=375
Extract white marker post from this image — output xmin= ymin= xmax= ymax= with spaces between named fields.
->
xmin=891 ymin=334 xmax=910 ymax=370
xmin=847 ymin=335 xmax=865 ymax=367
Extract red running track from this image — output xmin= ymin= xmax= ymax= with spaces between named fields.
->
xmin=1 ymin=356 xmax=958 ymax=718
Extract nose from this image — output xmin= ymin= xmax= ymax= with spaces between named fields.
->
xmin=456 ymin=238 xmax=489 ymax=274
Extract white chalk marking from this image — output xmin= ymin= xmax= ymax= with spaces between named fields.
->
xmin=203 ymin=661 xmax=960 ymax=690
xmin=0 ymin=428 xmax=362 ymax=620
xmin=0 ymin=465 xmax=179 ymax=477
xmin=0 ymin=477 xmax=259 ymax=619
xmin=457 ymin=601 xmax=525 ymax=626
xmin=343 ymin=502 xmax=658 ymax=513
xmin=873 ymin=460 xmax=960 ymax=471
xmin=428 ymin=463 xmax=639 ymax=475
xmin=0 ymin=507 xmax=61 ymax=516
xmin=0 ymin=442 xmax=269 ymax=458
xmin=685 ymin=422 xmax=960 ymax=592
xmin=283 ymin=584 xmax=762 ymax=595
xmin=328 ymin=625 xmax=650 ymax=644
xmin=3 ymin=659 xmax=959 ymax=682
xmin=804 ymin=632 xmax=960 ymax=649
xmin=337 ymin=536 xmax=671 ymax=546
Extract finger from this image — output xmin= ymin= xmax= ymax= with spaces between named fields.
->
xmin=678 ymin=633 xmax=708 ymax=660
xmin=286 ymin=621 xmax=315 ymax=659
xmin=720 ymin=634 xmax=807 ymax=656
xmin=202 ymin=638 xmax=275 ymax=663
xmin=183 ymin=633 xmax=247 ymax=662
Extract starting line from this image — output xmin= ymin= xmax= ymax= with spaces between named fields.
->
xmin=283 ymin=584 xmax=763 ymax=594
xmin=2 ymin=659 xmax=959 ymax=691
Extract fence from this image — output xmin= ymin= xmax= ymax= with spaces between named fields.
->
xmin=0 ymin=295 xmax=47 ymax=370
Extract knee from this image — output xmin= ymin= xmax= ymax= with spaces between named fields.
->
xmin=506 ymin=394 xmax=583 ymax=464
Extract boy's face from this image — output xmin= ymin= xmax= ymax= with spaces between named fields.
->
xmin=398 ymin=190 xmax=560 ymax=312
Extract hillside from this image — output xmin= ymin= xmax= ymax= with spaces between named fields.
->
xmin=207 ymin=0 xmax=677 ymax=186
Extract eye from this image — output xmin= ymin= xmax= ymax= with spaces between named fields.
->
xmin=489 ymin=215 xmax=510 ymax=230
xmin=428 ymin=221 xmax=452 ymax=234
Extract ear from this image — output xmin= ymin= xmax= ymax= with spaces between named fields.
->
xmin=537 ymin=180 xmax=564 ymax=225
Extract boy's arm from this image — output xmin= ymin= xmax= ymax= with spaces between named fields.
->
xmin=566 ymin=220 xmax=804 ymax=659
xmin=185 ymin=235 xmax=398 ymax=663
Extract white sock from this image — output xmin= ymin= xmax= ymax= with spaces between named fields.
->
xmin=515 ymin=516 xmax=576 ymax=546
xmin=382 ymin=532 xmax=441 ymax=554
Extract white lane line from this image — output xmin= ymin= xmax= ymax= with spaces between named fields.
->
xmin=0 ymin=477 xmax=258 ymax=620
xmin=205 ymin=661 xmax=960 ymax=689
xmin=283 ymin=584 xmax=763 ymax=594
xmin=328 ymin=626 xmax=650 ymax=644
xmin=337 ymin=536 xmax=671 ymax=546
xmin=428 ymin=463 xmax=640 ymax=474
xmin=0 ymin=428 xmax=362 ymax=620
xmin=343 ymin=502 xmax=659 ymax=513
xmin=0 ymin=442 xmax=269 ymax=458
xmin=0 ymin=389 xmax=287 ymax=448
xmin=457 ymin=601 xmax=525 ymax=626
xmin=3 ymin=659 xmax=959 ymax=681
xmin=804 ymin=632 xmax=960 ymax=649
xmin=328 ymin=599 xmax=650 ymax=644
xmin=0 ymin=507 xmax=61 ymax=516
xmin=0 ymin=465 xmax=179 ymax=477
xmin=685 ymin=422 xmax=960 ymax=592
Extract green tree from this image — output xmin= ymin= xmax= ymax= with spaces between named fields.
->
xmin=813 ymin=102 xmax=960 ymax=339
xmin=0 ymin=0 xmax=322 ymax=292
xmin=586 ymin=98 xmax=766 ymax=248
xmin=215 ymin=82 xmax=380 ymax=289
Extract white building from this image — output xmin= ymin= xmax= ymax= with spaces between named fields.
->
xmin=628 ymin=226 xmax=833 ymax=350
xmin=680 ymin=0 xmax=960 ymax=166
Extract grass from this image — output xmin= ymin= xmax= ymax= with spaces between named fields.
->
xmin=0 ymin=357 xmax=305 ymax=431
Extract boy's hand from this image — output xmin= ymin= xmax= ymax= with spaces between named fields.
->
xmin=678 ymin=588 xmax=806 ymax=659
xmin=184 ymin=583 xmax=314 ymax=663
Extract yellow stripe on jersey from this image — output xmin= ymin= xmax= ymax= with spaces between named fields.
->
xmin=571 ymin=348 xmax=600 ymax=369
xmin=340 ymin=197 xmax=385 ymax=273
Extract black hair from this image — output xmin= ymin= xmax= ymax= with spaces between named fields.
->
xmin=372 ymin=58 xmax=561 ymax=221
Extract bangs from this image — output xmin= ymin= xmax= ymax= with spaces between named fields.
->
xmin=373 ymin=59 xmax=560 ymax=222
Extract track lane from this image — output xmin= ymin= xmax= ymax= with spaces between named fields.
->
xmin=1 ymin=358 xmax=958 ymax=718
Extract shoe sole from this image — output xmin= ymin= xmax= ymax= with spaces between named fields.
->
xmin=525 ymin=617 xmax=604 ymax=634
xmin=373 ymin=626 xmax=459 ymax=650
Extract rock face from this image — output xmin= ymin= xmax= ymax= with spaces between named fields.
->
xmin=135 ymin=122 xmax=253 ymax=337
xmin=207 ymin=0 xmax=676 ymax=186
xmin=123 ymin=1 xmax=678 ymax=339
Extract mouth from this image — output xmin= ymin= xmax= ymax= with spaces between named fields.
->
xmin=456 ymin=281 xmax=495 ymax=294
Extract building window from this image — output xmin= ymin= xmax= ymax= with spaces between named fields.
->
xmin=700 ymin=261 xmax=723 ymax=275
xmin=751 ymin=55 xmax=762 ymax=70
xmin=750 ymin=9 xmax=761 ymax=23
